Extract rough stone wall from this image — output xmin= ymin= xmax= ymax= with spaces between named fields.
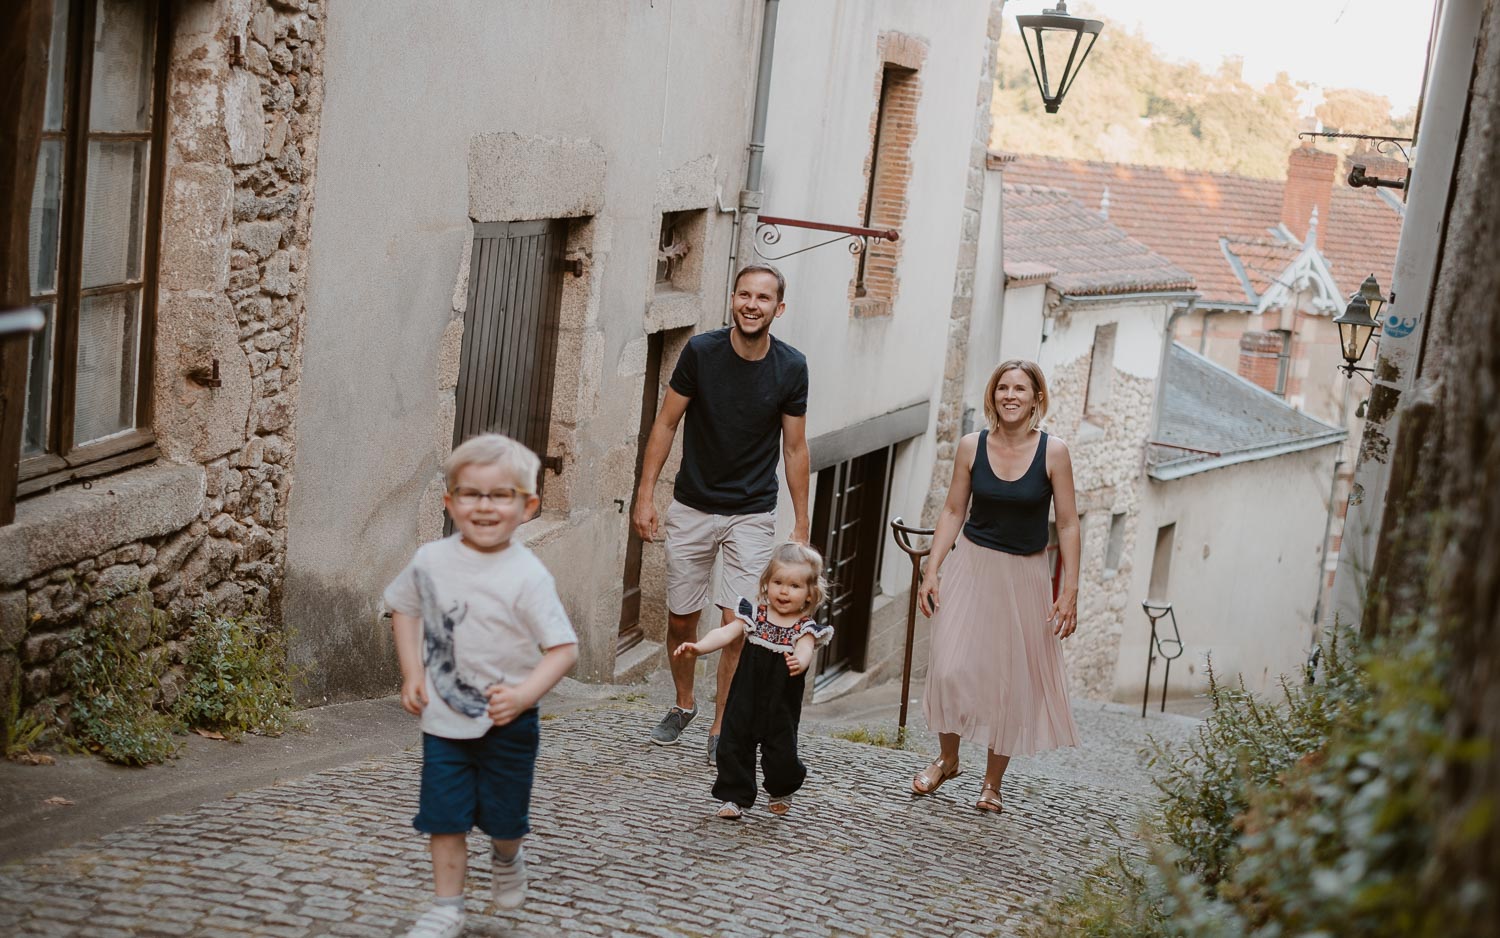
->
xmin=0 ymin=1 xmax=324 ymax=737
xmin=1042 ymin=331 xmax=1157 ymax=700
xmin=922 ymin=2 xmax=1005 ymax=526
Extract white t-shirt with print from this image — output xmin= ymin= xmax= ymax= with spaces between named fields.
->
xmin=384 ymin=535 xmax=576 ymax=739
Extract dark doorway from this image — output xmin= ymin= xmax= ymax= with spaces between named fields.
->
xmin=618 ymin=332 xmax=666 ymax=654
xmin=810 ymin=445 xmax=895 ymax=682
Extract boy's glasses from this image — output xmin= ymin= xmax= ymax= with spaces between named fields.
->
xmin=449 ymin=487 xmax=529 ymax=506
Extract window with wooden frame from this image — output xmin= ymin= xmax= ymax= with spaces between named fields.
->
xmin=16 ymin=0 xmax=171 ymax=503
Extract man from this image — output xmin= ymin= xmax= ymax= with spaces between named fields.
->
xmin=631 ymin=263 xmax=811 ymax=764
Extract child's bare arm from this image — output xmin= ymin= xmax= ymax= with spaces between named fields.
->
xmin=784 ymin=632 xmax=817 ymax=676
xmin=488 ymin=643 xmax=579 ymax=726
xmin=672 ymin=621 xmax=742 ymax=659
xmin=391 ymin=612 xmax=427 ymax=715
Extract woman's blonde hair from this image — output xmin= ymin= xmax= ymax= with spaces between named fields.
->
xmin=982 ymin=359 xmax=1049 ymax=432
xmin=757 ymin=542 xmax=828 ymax=616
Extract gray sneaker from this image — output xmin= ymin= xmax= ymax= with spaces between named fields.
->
xmin=706 ymin=733 xmax=719 ymax=765
xmin=650 ymin=706 xmax=696 ymax=745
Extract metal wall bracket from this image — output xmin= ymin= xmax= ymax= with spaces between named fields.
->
xmin=753 ymin=213 xmax=899 ymax=262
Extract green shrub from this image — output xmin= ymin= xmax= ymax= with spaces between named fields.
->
xmin=173 ymin=608 xmax=299 ymax=739
xmin=66 ymin=588 xmax=181 ymax=766
xmin=1025 ymin=623 xmax=1478 ymax=938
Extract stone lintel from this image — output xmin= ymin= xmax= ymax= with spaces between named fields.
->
xmin=468 ymin=132 xmax=605 ymax=222
xmin=656 ymin=155 xmax=719 ymax=213
xmin=644 ymin=289 xmax=702 ymax=334
xmin=0 ymin=464 xmax=206 ymax=586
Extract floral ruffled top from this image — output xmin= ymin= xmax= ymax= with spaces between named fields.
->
xmin=734 ymin=596 xmax=834 ymax=654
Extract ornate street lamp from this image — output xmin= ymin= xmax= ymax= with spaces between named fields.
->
xmin=1016 ymin=1 xmax=1104 ymax=114
xmin=1334 ymin=295 xmax=1377 ymax=375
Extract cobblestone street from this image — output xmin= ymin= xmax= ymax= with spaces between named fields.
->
xmin=0 ymin=697 xmax=1198 ymax=937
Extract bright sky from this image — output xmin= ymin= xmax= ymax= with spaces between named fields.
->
xmin=1005 ymin=0 xmax=1437 ymax=113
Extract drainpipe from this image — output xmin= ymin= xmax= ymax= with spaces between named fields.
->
xmin=725 ymin=0 xmax=780 ymax=323
xmin=1197 ymin=308 xmax=1218 ymax=355
xmin=1148 ymin=295 xmax=1198 ymax=450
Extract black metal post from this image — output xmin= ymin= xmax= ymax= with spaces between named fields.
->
xmin=1141 ymin=601 xmax=1184 ymax=717
xmin=890 ymin=517 xmax=933 ymax=743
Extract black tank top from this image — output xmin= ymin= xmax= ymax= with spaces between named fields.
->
xmin=962 ymin=429 xmax=1051 ymax=555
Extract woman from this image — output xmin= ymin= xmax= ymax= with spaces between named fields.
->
xmin=910 ymin=359 xmax=1081 ymax=813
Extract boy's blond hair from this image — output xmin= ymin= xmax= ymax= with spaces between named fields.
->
xmin=757 ymin=542 xmax=829 ymax=616
xmin=443 ymin=433 xmax=540 ymax=493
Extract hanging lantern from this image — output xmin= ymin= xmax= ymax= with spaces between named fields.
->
xmin=1334 ymin=294 xmax=1379 ymax=375
xmin=1016 ymin=1 xmax=1104 ymax=114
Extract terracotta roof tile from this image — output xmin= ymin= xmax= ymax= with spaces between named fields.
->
xmin=1002 ymin=184 xmax=1195 ymax=297
xmin=1003 ymin=154 xmax=1403 ymax=307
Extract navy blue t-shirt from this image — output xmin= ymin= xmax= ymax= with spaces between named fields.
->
xmin=669 ymin=328 xmax=808 ymax=514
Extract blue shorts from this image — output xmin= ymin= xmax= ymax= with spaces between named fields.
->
xmin=414 ymin=709 xmax=539 ymax=840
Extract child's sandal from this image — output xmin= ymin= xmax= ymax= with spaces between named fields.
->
xmin=716 ymin=801 xmax=743 ymax=820
xmin=976 ymin=784 xmax=1004 ymax=813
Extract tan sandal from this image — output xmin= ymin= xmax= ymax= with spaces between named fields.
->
xmin=976 ymin=784 xmax=1004 ymax=813
xmin=911 ymin=757 xmax=962 ymax=795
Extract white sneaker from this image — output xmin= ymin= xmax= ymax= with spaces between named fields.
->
xmin=715 ymin=801 xmax=743 ymax=819
xmin=491 ymin=847 xmax=528 ymax=910
xmin=404 ymin=903 xmax=465 ymax=938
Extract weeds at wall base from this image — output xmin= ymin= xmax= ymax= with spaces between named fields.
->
xmin=33 ymin=583 xmax=300 ymax=766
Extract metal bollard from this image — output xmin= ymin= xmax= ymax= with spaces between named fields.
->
xmin=890 ymin=517 xmax=934 ymax=743
xmin=1140 ymin=601 xmax=1184 ymax=717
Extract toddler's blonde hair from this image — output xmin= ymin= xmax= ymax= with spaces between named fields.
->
xmin=757 ymin=542 xmax=828 ymax=616
xmin=443 ymin=433 xmax=540 ymax=494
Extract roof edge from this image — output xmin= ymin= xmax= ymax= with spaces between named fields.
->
xmin=1148 ymin=430 xmax=1347 ymax=481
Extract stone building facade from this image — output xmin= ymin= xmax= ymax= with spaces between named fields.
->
xmin=5 ymin=0 xmax=1010 ymax=734
xmin=1 ymin=0 xmax=325 ymax=735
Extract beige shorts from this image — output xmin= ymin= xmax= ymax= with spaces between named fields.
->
xmin=664 ymin=499 xmax=778 ymax=616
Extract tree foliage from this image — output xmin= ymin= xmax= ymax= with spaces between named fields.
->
xmin=992 ymin=16 xmax=1414 ymax=178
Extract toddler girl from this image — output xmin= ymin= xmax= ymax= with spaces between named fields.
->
xmin=674 ymin=542 xmax=832 ymax=818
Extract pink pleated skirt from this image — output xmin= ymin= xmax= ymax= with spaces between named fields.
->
xmin=921 ymin=536 xmax=1080 ymax=757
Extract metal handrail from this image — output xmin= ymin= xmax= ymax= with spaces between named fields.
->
xmin=890 ymin=517 xmax=934 ymax=741
xmin=1140 ymin=601 xmax=1185 ymax=716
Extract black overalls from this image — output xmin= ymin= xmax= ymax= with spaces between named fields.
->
xmin=711 ymin=598 xmax=832 ymax=809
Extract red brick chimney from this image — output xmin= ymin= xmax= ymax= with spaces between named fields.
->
xmin=1238 ymin=331 xmax=1284 ymax=392
xmin=1281 ymin=144 xmax=1338 ymax=242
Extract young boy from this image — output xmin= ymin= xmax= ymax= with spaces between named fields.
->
xmin=384 ymin=434 xmax=578 ymax=938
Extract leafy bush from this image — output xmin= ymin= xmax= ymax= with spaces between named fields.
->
xmin=65 ymin=588 xmax=181 ymax=766
xmin=173 ymin=609 xmax=299 ymax=739
xmin=1025 ymin=624 xmax=1477 ymax=938
xmin=36 ymin=587 xmax=299 ymax=765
